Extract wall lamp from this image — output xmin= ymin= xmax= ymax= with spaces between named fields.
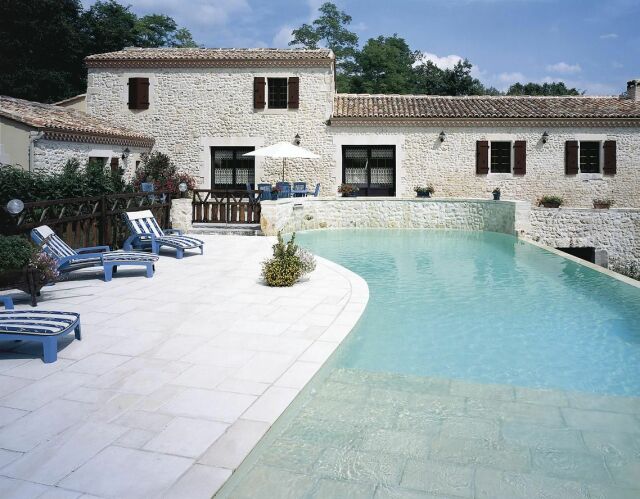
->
xmin=542 ymin=131 xmax=549 ymax=144
xmin=121 ymin=147 xmax=131 ymax=160
xmin=294 ymin=134 xmax=301 ymax=146
xmin=439 ymin=131 xmax=446 ymax=142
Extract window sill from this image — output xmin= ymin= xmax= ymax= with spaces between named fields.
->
xmin=577 ymin=173 xmax=604 ymax=180
xmin=486 ymin=172 xmax=515 ymax=178
xmin=256 ymin=108 xmax=297 ymax=115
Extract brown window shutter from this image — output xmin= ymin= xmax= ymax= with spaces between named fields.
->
xmin=513 ymin=141 xmax=526 ymax=175
xmin=109 ymin=157 xmax=119 ymax=173
xmin=128 ymin=77 xmax=149 ymax=110
xmin=603 ymin=140 xmax=616 ymax=175
xmin=476 ymin=141 xmax=489 ymax=174
xmin=288 ymin=77 xmax=299 ymax=109
xmin=254 ymin=77 xmax=265 ymax=109
xmin=565 ymin=140 xmax=579 ymax=174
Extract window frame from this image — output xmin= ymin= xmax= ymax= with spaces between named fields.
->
xmin=578 ymin=140 xmax=602 ymax=174
xmin=210 ymin=146 xmax=256 ymax=189
xmin=489 ymin=140 xmax=513 ymax=174
xmin=267 ymin=77 xmax=289 ymax=110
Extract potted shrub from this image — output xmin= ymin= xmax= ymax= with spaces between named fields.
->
xmin=270 ymin=185 xmax=281 ymax=200
xmin=492 ymin=187 xmax=501 ymax=201
xmin=338 ymin=184 xmax=359 ymax=197
xmin=415 ymin=185 xmax=435 ymax=198
xmin=538 ymin=195 xmax=563 ymax=208
xmin=0 ymin=236 xmax=58 ymax=306
xmin=593 ymin=199 xmax=613 ymax=209
xmin=262 ymin=232 xmax=316 ymax=287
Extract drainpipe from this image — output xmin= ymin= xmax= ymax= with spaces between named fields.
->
xmin=28 ymin=131 xmax=45 ymax=172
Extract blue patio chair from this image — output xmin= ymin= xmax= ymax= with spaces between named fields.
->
xmin=0 ymin=295 xmax=81 ymax=363
xmin=123 ymin=210 xmax=204 ymax=259
xmin=292 ymin=182 xmax=307 ymax=197
xmin=310 ymin=183 xmax=321 ymax=197
xmin=276 ymin=182 xmax=291 ymax=199
xmin=31 ymin=226 xmax=158 ymax=282
xmin=257 ymin=183 xmax=272 ymax=201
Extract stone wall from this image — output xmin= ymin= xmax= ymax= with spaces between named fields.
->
xmin=169 ymin=198 xmax=192 ymax=233
xmin=86 ymin=67 xmax=335 ymax=189
xmin=526 ymin=207 xmax=640 ymax=273
xmin=32 ymin=139 xmax=146 ymax=176
xmin=260 ymin=198 xmax=522 ymax=236
xmin=328 ymin=126 xmax=640 ymax=208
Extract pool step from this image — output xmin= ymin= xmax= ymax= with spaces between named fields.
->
xmin=190 ymin=223 xmax=263 ymax=236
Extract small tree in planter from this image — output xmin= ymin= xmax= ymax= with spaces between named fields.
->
xmin=593 ymin=199 xmax=613 ymax=209
xmin=133 ymin=152 xmax=197 ymax=195
xmin=261 ymin=232 xmax=316 ymax=287
xmin=338 ymin=184 xmax=359 ymax=197
xmin=538 ymin=195 xmax=563 ymax=208
xmin=0 ymin=236 xmax=58 ymax=305
xmin=415 ymin=185 xmax=435 ymax=198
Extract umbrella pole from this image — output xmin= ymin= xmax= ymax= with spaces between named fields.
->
xmin=282 ymin=158 xmax=285 ymax=182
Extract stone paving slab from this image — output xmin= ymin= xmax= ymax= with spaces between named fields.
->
xmin=0 ymin=235 xmax=368 ymax=498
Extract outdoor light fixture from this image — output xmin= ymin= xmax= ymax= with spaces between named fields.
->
xmin=294 ymin=134 xmax=301 ymax=146
xmin=178 ymin=182 xmax=188 ymax=198
xmin=542 ymin=131 xmax=549 ymax=144
xmin=439 ymin=131 xmax=446 ymax=142
xmin=6 ymin=199 xmax=24 ymax=215
xmin=121 ymin=147 xmax=131 ymax=160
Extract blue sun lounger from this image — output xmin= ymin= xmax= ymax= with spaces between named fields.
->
xmin=0 ymin=295 xmax=81 ymax=363
xmin=31 ymin=225 xmax=158 ymax=282
xmin=123 ymin=210 xmax=204 ymax=259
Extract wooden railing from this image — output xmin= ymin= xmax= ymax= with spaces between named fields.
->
xmin=1 ymin=191 xmax=172 ymax=249
xmin=192 ymin=189 xmax=261 ymax=224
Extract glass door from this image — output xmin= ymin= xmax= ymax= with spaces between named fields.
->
xmin=211 ymin=147 xmax=255 ymax=189
xmin=342 ymin=145 xmax=396 ymax=196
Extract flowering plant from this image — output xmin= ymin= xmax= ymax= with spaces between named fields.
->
xmin=29 ymin=251 xmax=59 ymax=283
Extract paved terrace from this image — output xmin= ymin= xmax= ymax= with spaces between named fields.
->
xmin=0 ymin=235 xmax=368 ymax=498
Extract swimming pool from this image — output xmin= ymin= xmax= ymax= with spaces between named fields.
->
xmin=218 ymin=230 xmax=640 ymax=498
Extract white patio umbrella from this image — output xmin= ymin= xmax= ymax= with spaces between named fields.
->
xmin=243 ymin=142 xmax=320 ymax=182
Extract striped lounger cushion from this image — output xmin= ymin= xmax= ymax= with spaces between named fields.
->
xmin=154 ymin=235 xmax=203 ymax=250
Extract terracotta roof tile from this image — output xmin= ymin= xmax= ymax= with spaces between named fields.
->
xmin=0 ymin=96 xmax=153 ymax=146
xmin=86 ymin=48 xmax=334 ymax=67
xmin=333 ymin=94 xmax=640 ymax=120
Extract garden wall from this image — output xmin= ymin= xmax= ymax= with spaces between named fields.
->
xmin=259 ymin=198 xmax=526 ymax=236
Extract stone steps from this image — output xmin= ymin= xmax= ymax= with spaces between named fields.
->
xmin=190 ymin=223 xmax=263 ymax=236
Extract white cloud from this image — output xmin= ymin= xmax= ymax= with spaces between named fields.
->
xmin=498 ymin=72 xmax=525 ymax=84
xmin=600 ymin=33 xmax=618 ymax=39
xmin=415 ymin=52 xmax=484 ymax=79
xmin=272 ymin=26 xmax=294 ymax=48
xmin=545 ymin=62 xmax=582 ymax=74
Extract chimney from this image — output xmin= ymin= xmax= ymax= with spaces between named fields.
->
xmin=627 ymin=79 xmax=640 ymax=101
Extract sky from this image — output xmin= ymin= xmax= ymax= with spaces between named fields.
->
xmin=82 ymin=0 xmax=639 ymax=95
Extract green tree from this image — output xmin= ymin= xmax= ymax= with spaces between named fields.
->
xmin=0 ymin=0 xmax=85 ymax=102
xmin=352 ymin=35 xmax=418 ymax=94
xmin=506 ymin=81 xmax=582 ymax=96
xmin=289 ymin=2 xmax=358 ymax=92
xmin=414 ymin=58 xmax=492 ymax=95
xmin=81 ymin=0 xmax=138 ymax=55
xmin=1 ymin=0 xmax=199 ymax=102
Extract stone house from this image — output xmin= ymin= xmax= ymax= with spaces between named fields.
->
xmin=0 ymin=95 xmax=153 ymax=174
xmin=83 ymin=47 xmax=640 ymax=208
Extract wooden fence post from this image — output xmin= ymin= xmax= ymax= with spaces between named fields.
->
xmin=99 ymin=195 xmax=106 ymax=246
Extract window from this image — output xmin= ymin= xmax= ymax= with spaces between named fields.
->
xmin=579 ymin=141 xmax=600 ymax=173
xmin=88 ymin=157 xmax=107 ymax=168
xmin=211 ymin=147 xmax=255 ymax=188
xmin=128 ymin=77 xmax=149 ymax=110
xmin=342 ymin=145 xmax=395 ymax=196
xmin=267 ymin=78 xmax=288 ymax=109
xmin=490 ymin=142 xmax=511 ymax=173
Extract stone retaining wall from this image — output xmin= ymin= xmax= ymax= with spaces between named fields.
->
xmin=259 ymin=198 xmax=526 ymax=236
xmin=526 ymin=207 xmax=640 ymax=274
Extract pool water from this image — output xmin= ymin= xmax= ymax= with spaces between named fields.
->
xmin=298 ymin=230 xmax=640 ymax=396
xmin=217 ymin=230 xmax=640 ymax=498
